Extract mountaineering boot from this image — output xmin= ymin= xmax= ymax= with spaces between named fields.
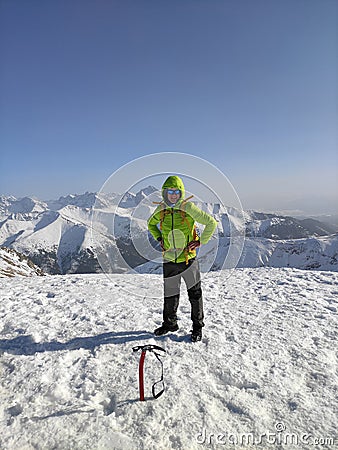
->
xmin=191 ymin=327 xmax=202 ymax=342
xmin=154 ymin=324 xmax=179 ymax=336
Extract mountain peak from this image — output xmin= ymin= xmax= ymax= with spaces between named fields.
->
xmin=120 ymin=185 xmax=158 ymax=208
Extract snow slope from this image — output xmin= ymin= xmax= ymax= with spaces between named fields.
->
xmin=237 ymin=234 xmax=338 ymax=271
xmin=0 ymin=247 xmax=44 ymax=278
xmin=0 ymin=268 xmax=337 ymax=449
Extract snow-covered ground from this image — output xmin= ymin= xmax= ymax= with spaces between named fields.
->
xmin=0 ymin=268 xmax=337 ymax=449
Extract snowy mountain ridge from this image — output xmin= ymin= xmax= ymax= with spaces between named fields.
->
xmin=0 ymin=188 xmax=159 ymax=217
xmin=0 ymin=190 xmax=337 ymax=275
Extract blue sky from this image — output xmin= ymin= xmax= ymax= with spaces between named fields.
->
xmin=0 ymin=0 xmax=337 ymax=215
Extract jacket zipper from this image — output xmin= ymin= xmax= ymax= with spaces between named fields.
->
xmin=171 ymin=208 xmax=177 ymax=263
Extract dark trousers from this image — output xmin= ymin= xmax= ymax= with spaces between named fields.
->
xmin=162 ymin=258 xmax=204 ymax=329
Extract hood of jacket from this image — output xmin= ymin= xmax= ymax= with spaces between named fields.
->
xmin=162 ymin=175 xmax=185 ymax=207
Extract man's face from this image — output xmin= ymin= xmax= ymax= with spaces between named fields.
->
xmin=167 ymin=188 xmax=181 ymax=204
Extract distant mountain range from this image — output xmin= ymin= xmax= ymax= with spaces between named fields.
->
xmin=0 ymin=189 xmax=337 ymax=276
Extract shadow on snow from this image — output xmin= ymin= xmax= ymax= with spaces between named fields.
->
xmin=0 ymin=330 xmax=158 ymax=356
xmin=0 ymin=329 xmax=193 ymax=356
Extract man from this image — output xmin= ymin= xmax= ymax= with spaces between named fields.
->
xmin=148 ymin=175 xmax=217 ymax=342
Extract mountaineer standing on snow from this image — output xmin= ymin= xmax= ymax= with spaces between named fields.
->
xmin=148 ymin=175 xmax=217 ymax=342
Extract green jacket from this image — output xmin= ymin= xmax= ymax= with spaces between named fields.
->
xmin=148 ymin=176 xmax=217 ymax=263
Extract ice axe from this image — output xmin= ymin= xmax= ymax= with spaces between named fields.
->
xmin=132 ymin=344 xmax=166 ymax=401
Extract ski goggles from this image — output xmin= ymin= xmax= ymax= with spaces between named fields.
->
xmin=166 ymin=189 xmax=181 ymax=195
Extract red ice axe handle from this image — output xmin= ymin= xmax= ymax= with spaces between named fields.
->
xmin=139 ymin=350 xmax=146 ymax=401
